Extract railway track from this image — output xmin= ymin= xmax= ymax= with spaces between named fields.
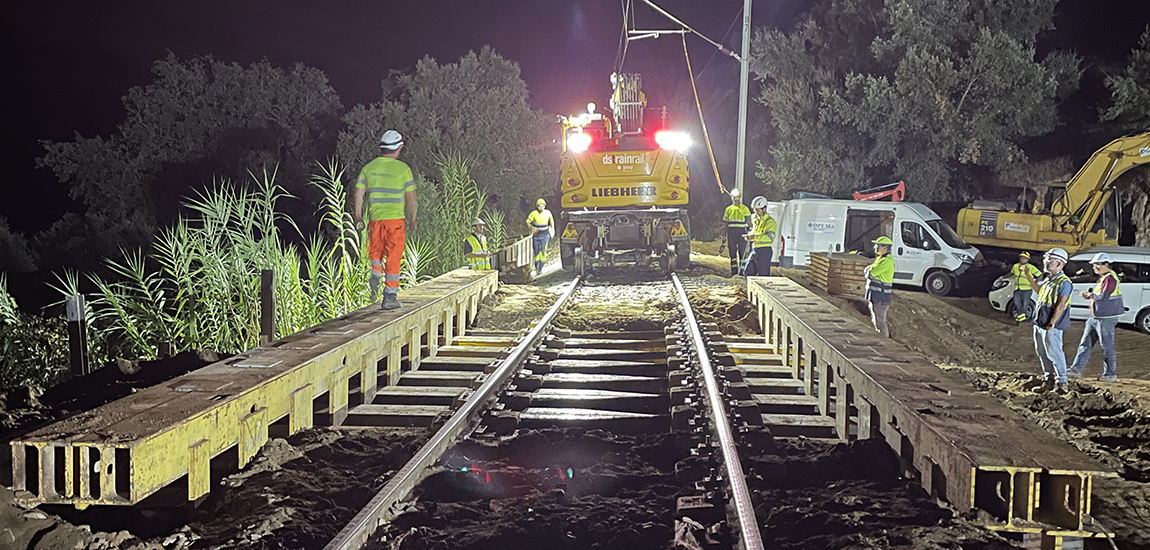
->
xmin=320 ymin=273 xmax=780 ymax=550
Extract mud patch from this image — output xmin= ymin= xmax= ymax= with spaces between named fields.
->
xmin=473 ymin=285 xmax=558 ymax=332
xmin=747 ymin=438 xmax=1019 ymax=550
xmin=686 ymin=285 xmax=759 ymax=335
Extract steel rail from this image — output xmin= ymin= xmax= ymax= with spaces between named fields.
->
xmin=672 ymin=273 xmax=764 ymax=550
xmin=323 ymin=275 xmax=584 ymax=550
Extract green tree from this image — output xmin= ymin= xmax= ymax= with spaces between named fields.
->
xmin=1101 ymin=25 xmax=1150 ymax=133
xmin=751 ymin=0 xmax=1080 ymax=201
xmin=339 ymin=47 xmax=555 ymax=213
xmin=36 ymin=54 xmax=343 ymax=267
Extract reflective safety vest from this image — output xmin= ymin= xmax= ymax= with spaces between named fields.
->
xmin=464 ymin=233 xmax=491 ymax=270
xmin=865 ymin=254 xmax=895 ymax=303
xmin=1036 ymin=272 xmax=1072 ymax=329
xmin=1091 ymin=271 xmax=1124 ymax=319
xmin=527 ymin=209 xmax=553 ymax=232
xmin=750 ymin=213 xmax=777 ymax=248
xmin=1011 ymin=263 xmax=1041 ymax=291
xmin=723 ymin=203 xmax=751 ymax=228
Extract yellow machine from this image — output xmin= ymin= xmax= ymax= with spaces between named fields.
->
xmin=957 ymin=131 xmax=1150 ymax=255
xmin=558 ymin=73 xmax=692 ymax=274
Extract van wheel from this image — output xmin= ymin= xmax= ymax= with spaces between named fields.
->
xmin=925 ymin=270 xmax=953 ymax=297
xmin=1137 ymin=308 xmax=1150 ymax=335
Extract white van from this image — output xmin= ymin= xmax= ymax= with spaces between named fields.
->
xmin=772 ymin=199 xmax=980 ymax=296
xmin=988 ymin=247 xmax=1150 ymax=333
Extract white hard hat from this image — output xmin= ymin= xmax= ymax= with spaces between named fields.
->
xmin=473 ymin=218 xmax=486 ymax=226
xmin=729 ymin=188 xmax=741 ymax=197
xmin=380 ymin=130 xmax=404 ymax=149
xmin=1090 ymin=252 xmax=1112 ymax=264
xmin=1044 ymin=248 xmax=1068 ymax=262
xmin=751 ymin=196 xmax=768 ymax=209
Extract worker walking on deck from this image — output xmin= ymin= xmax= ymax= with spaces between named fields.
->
xmin=527 ymin=199 xmax=555 ymax=274
xmin=463 ymin=218 xmax=492 ymax=270
xmin=722 ymin=189 xmax=751 ymax=276
xmin=1031 ymin=248 xmax=1073 ymax=394
xmin=864 ymin=237 xmax=895 ymax=337
xmin=743 ymin=196 xmax=776 ymax=277
xmin=354 ymin=130 xmax=417 ymax=310
xmin=1011 ymin=251 xmax=1042 ymax=322
xmin=1067 ymin=252 xmax=1123 ymax=382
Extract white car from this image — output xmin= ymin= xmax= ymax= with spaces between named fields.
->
xmin=988 ymin=247 xmax=1150 ymax=333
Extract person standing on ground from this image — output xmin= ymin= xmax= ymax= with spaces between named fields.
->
xmin=1068 ymin=252 xmax=1123 ymax=382
xmin=743 ymin=196 xmax=776 ymax=277
xmin=863 ymin=236 xmax=895 ymax=337
xmin=1011 ymin=251 xmax=1042 ymax=322
xmin=353 ymin=130 xmax=417 ymax=310
xmin=527 ymin=198 xmax=555 ymax=274
xmin=722 ymin=189 xmax=751 ymax=276
xmin=1031 ymin=248 xmax=1073 ymax=394
xmin=463 ymin=218 xmax=492 ymax=270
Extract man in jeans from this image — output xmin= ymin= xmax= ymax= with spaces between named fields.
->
xmin=1031 ymin=248 xmax=1073 ymax=394
xmin=1068 ymin=252 xmax=1123 ymax=382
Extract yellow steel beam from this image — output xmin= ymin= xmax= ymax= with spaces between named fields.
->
xmin=10 ymin=268 xmax=497 ymax=507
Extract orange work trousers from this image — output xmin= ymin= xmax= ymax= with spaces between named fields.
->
xmin=368 ymin=219 xmax=406 ymax=289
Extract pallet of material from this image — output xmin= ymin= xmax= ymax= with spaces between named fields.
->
xmin=807 ymin=252 xmax=869 ymax=296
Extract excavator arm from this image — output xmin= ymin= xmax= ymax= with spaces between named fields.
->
xmin=1054 ymin=131 xmax=1150 ymax=236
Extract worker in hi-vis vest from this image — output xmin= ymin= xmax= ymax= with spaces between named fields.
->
xmin=463 ymin=218 xmax=492 ymax=270
xmin=1068 ymin=252 xmax=1123 ymax=382
xmin=864 ymin=236 xmax=895 ymax=337
xmin=722 ymin=188 xmax=751 ymax=276
xmin=1010 ymin=251 xmax=1042 ymax=322
xmin=354 ymin=130 xmax=417 ymax=310
xmin=527 ymin=198 xmax=554 ymax=274
xmin=742 ymin=196 xmax=776 ymax=277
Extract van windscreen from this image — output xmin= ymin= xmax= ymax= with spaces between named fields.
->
xmin=926 ymin=220 xmax=968 ymax=249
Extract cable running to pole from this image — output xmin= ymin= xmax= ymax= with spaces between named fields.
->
xmin=683 ymin=34 xmax=725 ymax=194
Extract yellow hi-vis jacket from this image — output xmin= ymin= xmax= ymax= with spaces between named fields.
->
xmin=749 ymin=213 xmax=777 ymax=248
xmin=464 ymin=233 xmax=491 ymax=270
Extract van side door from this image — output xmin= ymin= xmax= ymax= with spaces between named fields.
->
xmin=895 ymin=221 xmax=938 ymax=285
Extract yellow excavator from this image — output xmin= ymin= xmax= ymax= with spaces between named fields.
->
xmin=957 ymin=131 xmax=1150 ymax=255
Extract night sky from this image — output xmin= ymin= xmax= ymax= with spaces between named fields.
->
xmin=3 ymin=0 xmax=1147 ymax=233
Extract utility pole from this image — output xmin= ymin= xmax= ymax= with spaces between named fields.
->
xmin=735 ymin=0 xmax=751 ymax=196
xmin=638 ymin=0 xmax=752 ymax=195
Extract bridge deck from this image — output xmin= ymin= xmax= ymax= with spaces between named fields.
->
xmin=746 ymin=277 xmax=1116 ymax=542
xmin=10 ymin=268 xmax=497 ymax=507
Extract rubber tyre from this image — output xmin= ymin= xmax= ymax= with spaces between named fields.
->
xmin=574 ymin=247 xmax=586 ymax=277
xmin=675 ymin=215 xmax=691 ymax=270
xmin=560 ymin=242 xmax=575 ymax=270
xmin=1137 ymin=308 xmax=1150 ymax=335
xmin=1006 ymin=297 xmax=1036 ymax=321
xmin=925 ymin=270 xmax=954 ymax=297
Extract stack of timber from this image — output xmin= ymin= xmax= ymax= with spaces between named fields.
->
xmin=807 ymin=252 xmax=869 ymax=296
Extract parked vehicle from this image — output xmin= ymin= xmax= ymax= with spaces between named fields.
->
xmin=772 ymin=198 xmax=980 ymax=296
xmin=988 ymin=247 xmax=1150 ymax=333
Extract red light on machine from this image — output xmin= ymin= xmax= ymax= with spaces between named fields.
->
xmin=671 ymin=191 xmax=680 ymax=200
xmin=672 ymin=175 xmax=681 ymax=183
xmin=570 ymin=194 xmax=581 ymax=202
xmin=568 ymin=178 xmax=578 ymax=186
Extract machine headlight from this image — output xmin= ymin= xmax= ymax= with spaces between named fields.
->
xmin=655 ymin=131 xmax=691 ymax=151
xmin=566 ymin=132 xmax=592 ymax=153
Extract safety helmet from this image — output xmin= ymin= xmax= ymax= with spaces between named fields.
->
xmin=1044 ymin=247 xmax=1069 ymax=263
xmin=536 ymin=198 xmax=547 ymax=207
xmin=473 ymin=218 xmax=486 ymax=226
xmin=380 ymin=130 xmax=404 ymax=150
xmin=1019 ymin=251 xmax=1031 ymax=259
xmin=750 ymin=196 xmax=768 ymax=209
xmin=730 ymin=188 xmax=741 ymax=197
xmin=1090 ymin=252 xmax=1112 ymax=264
xmin=873 ymin=236 xmax=894 ymax=246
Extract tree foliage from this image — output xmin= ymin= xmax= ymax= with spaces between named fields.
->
xmin=36 ymin=54 xmax=343 ymax=266
xmin=339 ymin=47 xmax=555 ymax=212
xmin=751 ymin=0 xmax=1080 ymax=201
xmin=1101 ymin=25 xmax=1150 ymax=133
